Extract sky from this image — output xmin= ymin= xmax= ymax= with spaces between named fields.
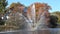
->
xmin=7 ymin=0 xmax=60 ymax=12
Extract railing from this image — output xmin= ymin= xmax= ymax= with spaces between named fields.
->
xmin=0 ymin=28 xmax=60 ymax=34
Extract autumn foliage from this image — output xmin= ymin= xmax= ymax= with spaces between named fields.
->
xmin=27 ymin=2 xmax=51 ymax=21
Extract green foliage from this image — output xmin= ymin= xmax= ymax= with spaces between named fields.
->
xmin=0 ymin=0 xmax=7 ymax=26
xmin=50 ymin=15 xmax=58 ymax=28
xmin=51 ymin=11 xmax=60 ymax=23
xmin=0 ymin=0 xmax=8 ymax=13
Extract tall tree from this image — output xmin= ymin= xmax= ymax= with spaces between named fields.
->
xmin=0 ymin=0 xmax=8 ymax=14
xmin=0 ymin=0 xmax=8 ymax=25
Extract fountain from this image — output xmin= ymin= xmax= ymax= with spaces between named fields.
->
xmin=26 ymin=4 xmax=49 ymax=31
xmin=0 ymin=3 xmax=59 ymax=34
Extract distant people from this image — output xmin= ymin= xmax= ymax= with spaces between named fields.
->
xmin=49 ymin=15 xmax=58 ymax=28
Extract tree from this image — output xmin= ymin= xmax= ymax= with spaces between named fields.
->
xmin=9 ymin=2 xmax=25 ymax=12
xmin=0 ymin=0 xmax=8 ymax=14
xmin=5 ymin=12 xmax=27 ymax=30
xmin=49 ymin=15 xmax=58 ymax=28
xmin=27 ymin=2 xmax=51 ymax=23
xmin=0 ymin=0 xmax=8 ymax=25
xmin=51 ymin=11 xmax=60 ymax=23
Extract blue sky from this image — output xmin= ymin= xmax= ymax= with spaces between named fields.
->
xmin=7 ymin=0 xmax=60 ymax=12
